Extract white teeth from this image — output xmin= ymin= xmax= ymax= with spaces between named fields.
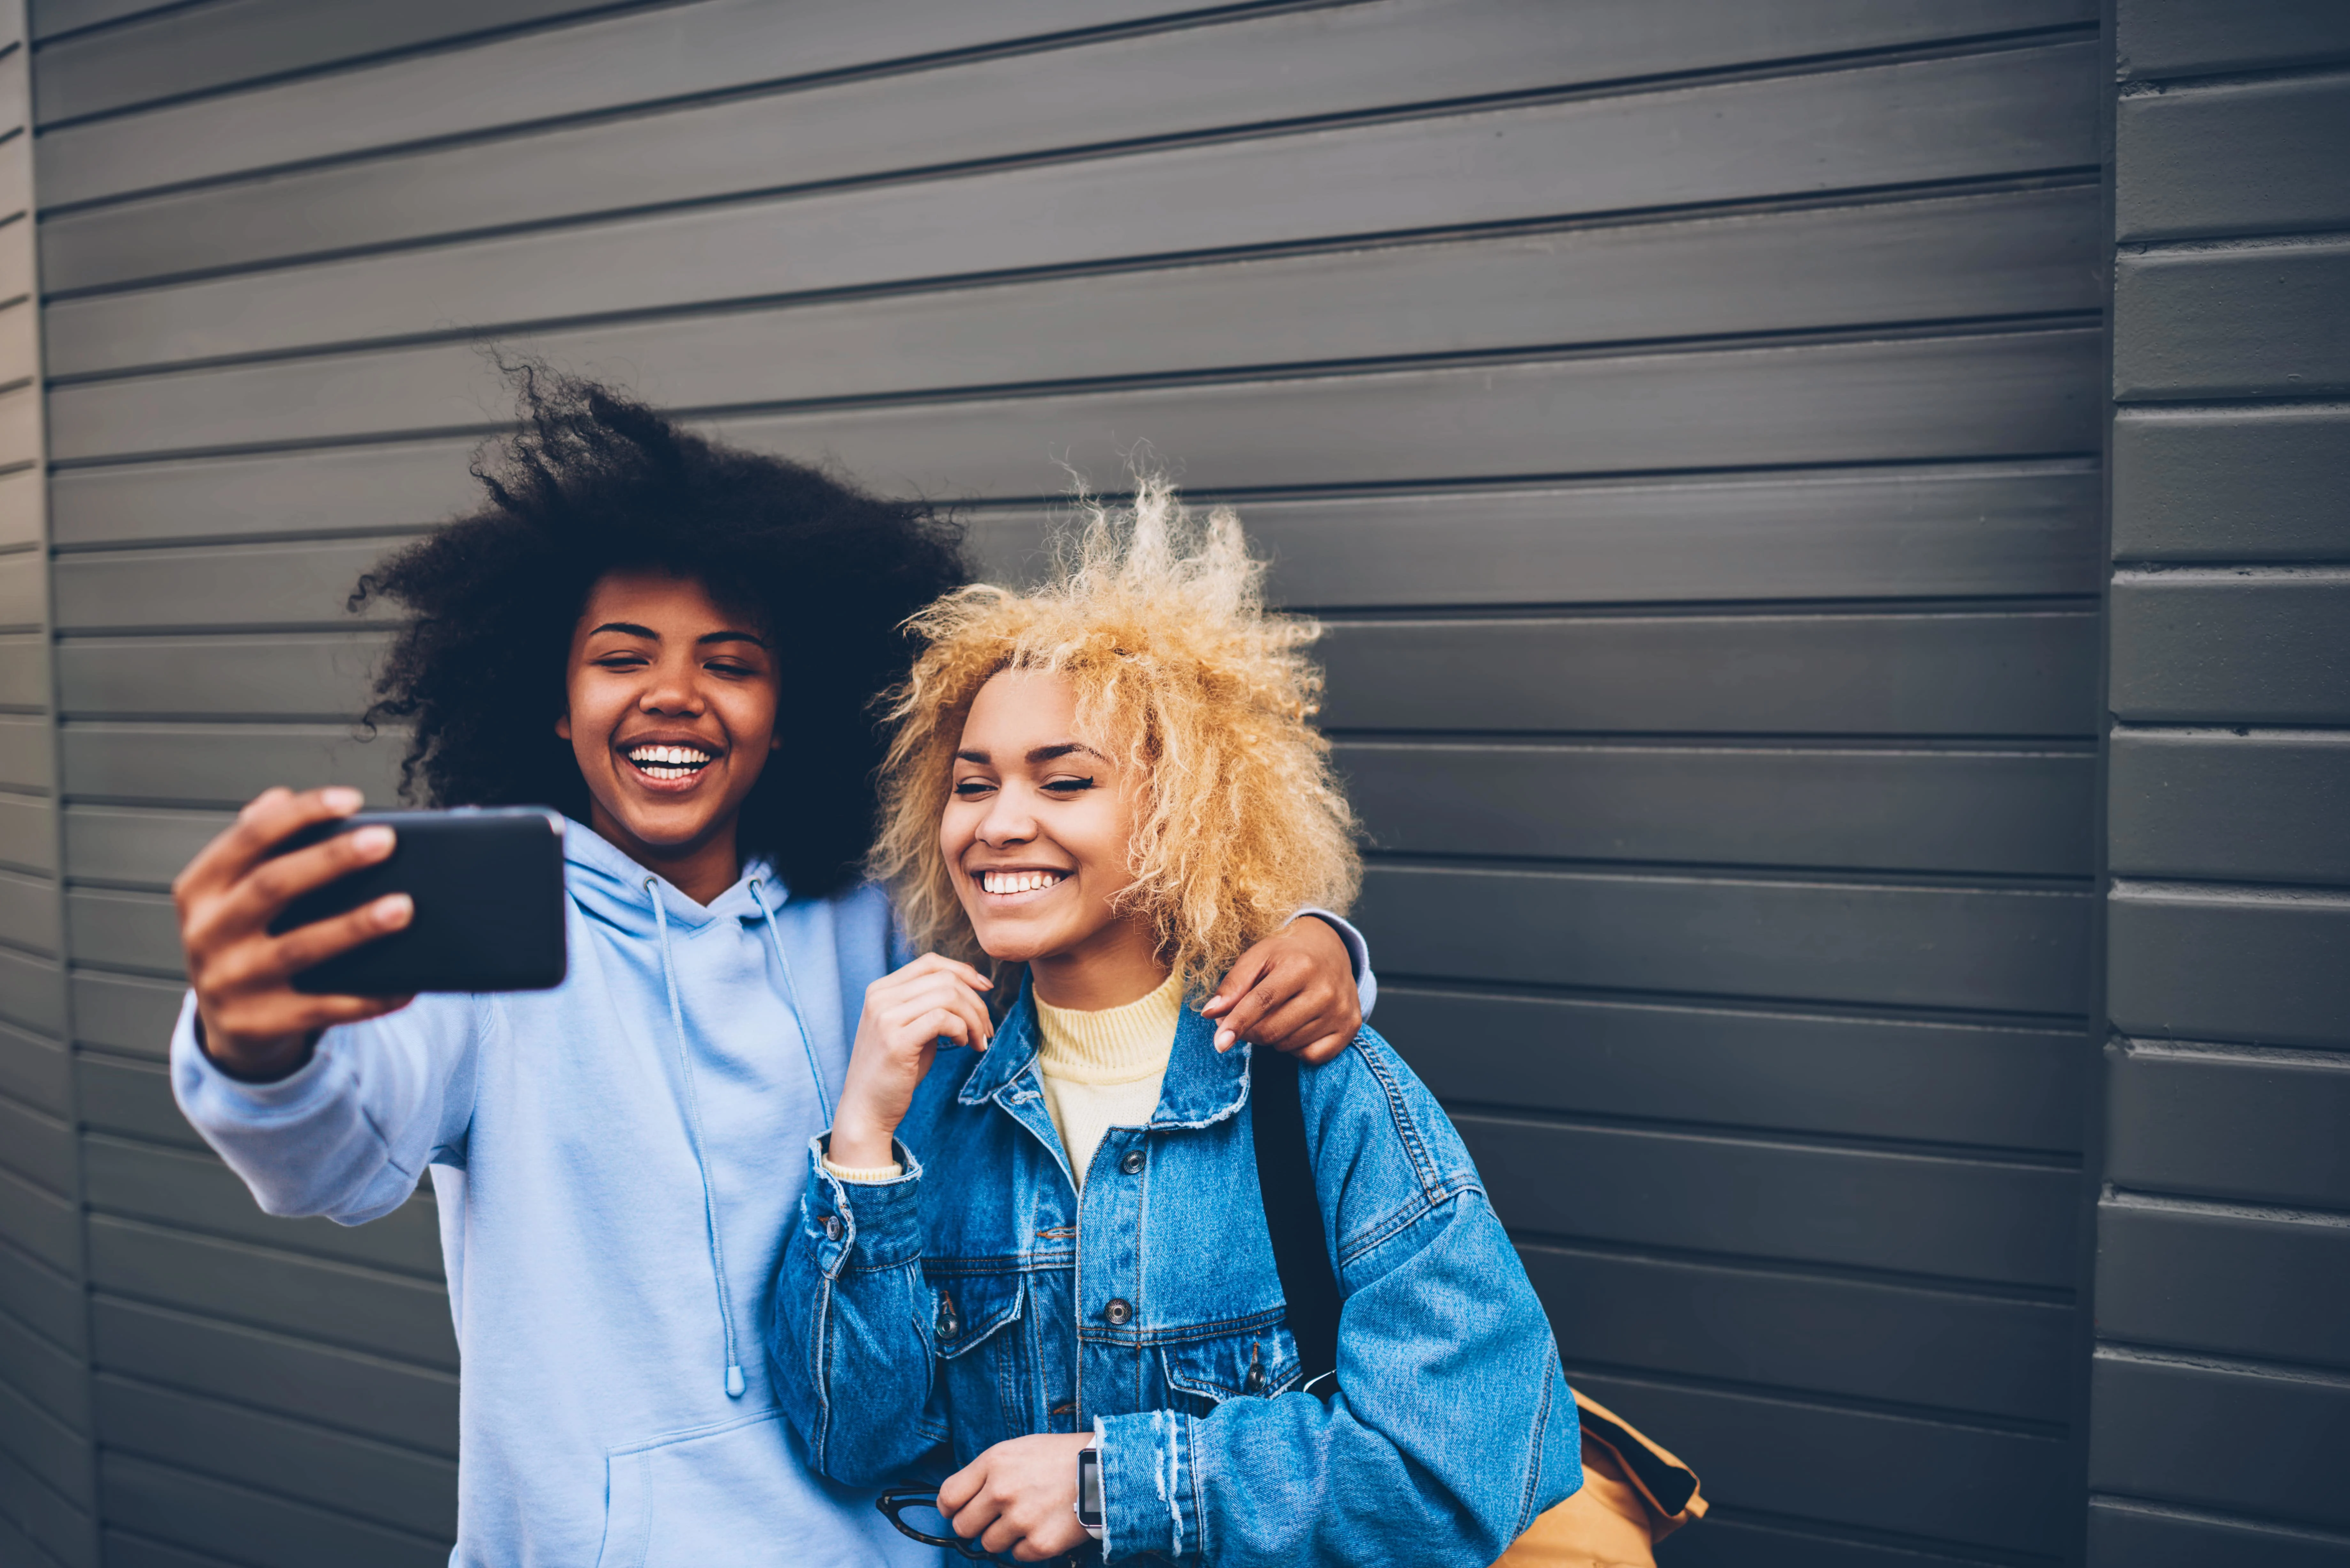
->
xmin=981 ymin=870 xmax=1065 ymax=895
xmin=626 ymin=743 xmax=714 ymax=780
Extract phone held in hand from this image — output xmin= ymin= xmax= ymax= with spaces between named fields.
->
xmin=269 ymin=808 xmax=568 ymax=995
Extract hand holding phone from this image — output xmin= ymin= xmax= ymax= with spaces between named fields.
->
xmin=174 ymin=788 xmax=566 ymax=1081
xmin=175 ymin=787 xmax=419 ymax=1079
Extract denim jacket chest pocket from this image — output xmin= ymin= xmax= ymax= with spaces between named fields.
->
xmin=1157 ymin=1319 xmax=1305 ymax=1419
xmin=929 ymin=1266 xmax=1033 ymax=1453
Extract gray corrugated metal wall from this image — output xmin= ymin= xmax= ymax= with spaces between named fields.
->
xmin=2089 ymin=4 xmax=2350 ymax=1564
xmin=0 ymin=4 xmax=99 ymax=1565
xmin=0 ymin=3 xmax=2123 ymax=1564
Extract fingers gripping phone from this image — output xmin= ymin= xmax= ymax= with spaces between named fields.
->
xmin=269 ymin=809 xmax=568 ymax=995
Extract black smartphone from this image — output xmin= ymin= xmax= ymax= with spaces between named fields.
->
xmin=269 ymin=808 xmax=568 ymax=995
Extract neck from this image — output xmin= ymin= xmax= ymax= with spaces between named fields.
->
xmin=1026 ymin=916 xmax=1171 ymax=1012
xmin=588 ymin=802 xmax=742 ymax=907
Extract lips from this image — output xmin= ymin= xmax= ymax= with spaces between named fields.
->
xmin=621 ymin=740 xmax=719 ymax=782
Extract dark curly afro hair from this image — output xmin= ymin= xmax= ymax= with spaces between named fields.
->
xmin=353 ymin=369 xmax=969 ymax=900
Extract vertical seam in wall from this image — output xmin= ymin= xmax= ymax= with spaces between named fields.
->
xmin=2072 ymin=2 xmax=2121 ymax=1563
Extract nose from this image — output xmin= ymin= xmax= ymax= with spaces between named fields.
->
xmin=638 ymin=655 xmax=705 ymax=717
xmin=975 ymin=787 xmax=1036 ymax=849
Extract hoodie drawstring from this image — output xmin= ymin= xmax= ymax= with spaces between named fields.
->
xmin=747 ymin=878 xmax=832 ymax=1127
xmin=647 ymin=879 xmax=747 ymax=1399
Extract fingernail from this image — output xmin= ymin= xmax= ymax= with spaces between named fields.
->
xmin=1215 ymin=1028 xmax=1235 ymax=1051
xmin=352 ymin=825 xmax=394 ymax=856
xmin=323 ymin=787 xmax=362 ymax=812
xmin=375 ymin=893 xmax=413 ymax=927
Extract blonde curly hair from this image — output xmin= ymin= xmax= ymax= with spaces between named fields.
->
xmin=870 ymin=478 xmax=1360 ymax=991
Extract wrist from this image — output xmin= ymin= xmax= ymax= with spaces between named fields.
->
xmin=826 ymin=1111 xmax=895 ymax=1171
xmin=195 ymin=1011 xmax=317 ymax=1083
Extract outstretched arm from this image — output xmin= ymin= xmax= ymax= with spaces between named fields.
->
xmin=170 ymin=786 xmax=477 ymax=1224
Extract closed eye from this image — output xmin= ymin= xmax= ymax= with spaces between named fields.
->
xmin=1043 ymin=776 xmax=1096 ymax=795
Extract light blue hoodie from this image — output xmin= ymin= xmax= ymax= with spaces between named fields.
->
xmin=171 ymin=821 xmax=942 ymax=1567
xmin=171 ymin=820 xmax=1371 ymax=1566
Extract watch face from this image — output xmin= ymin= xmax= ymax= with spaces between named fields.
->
xmin=1077 ymin=1449 xmax=1105 ymax=1527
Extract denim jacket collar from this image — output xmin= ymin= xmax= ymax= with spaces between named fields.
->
xmin=955 ymin=979 xmax=1250 ymax=1131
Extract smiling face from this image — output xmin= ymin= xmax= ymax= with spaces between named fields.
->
xmin=555 ymin=568 xmax=781 ymax=901
xmin=941 ymin=669 xmax=1168 ymax=1009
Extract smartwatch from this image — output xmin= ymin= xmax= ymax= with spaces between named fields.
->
xmin=1075 ymin=1437 xmax=1106 ymax=1542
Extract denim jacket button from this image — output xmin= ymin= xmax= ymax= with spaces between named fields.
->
xmin=1119 ymin=1150 xmax=1144 ymax=1176
xmin=823 ymin=1214 xmax=842 ymax=1242
xmin=936 ymin=1291 xmax=960 ymax=1339
xmin=1103 ymin=1298 xmax=1132 ymax=1326
xmin=1244 ymin=1363 xmax=1266 ymax=1394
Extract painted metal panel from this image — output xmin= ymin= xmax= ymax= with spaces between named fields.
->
xmin=81 ymin=1138 xmax=443 ymax=1278
xmin=1343 ymin=742 xmax=2096 ymax=874
xmin=0 ymin=1092 xmax=71 ymax=1195
xmin=60 ymin=722 xmax=408 ymax=809
xmin=91 ymin=1295 xmax=459 ymax=1458
xmin=95 ymin=1375 xmax=456 ymax=1538
xmin=40 ymin=3 xmax=2102 ymax=294
xmin=2107 ymin=885 xmax=2350 ymax=1049
xmin=0 ymin=1019 xmax=68 ymax=1116
xmin=41 ymin=43 xmax=2102 ymax=376
xmin=83 ymin=1217 xmax=458 ymax=1372
xmin=2109 ymin=574 xmax=2350 ymax=725
xmin=1571 ymin=1368 xmax=2074 ymax=1556
xmin=73 ymin=1055 xmax=202 ymax=1152
xmin=2114 ymin=239 xmax=2350 ymax=399
xmin=46 ymin=187 xmax=2105 ymax=462
xmin=2118 ymin=73 xmax=2350 ymax=241
xmin=0 ymin=1229 xmax=83 ymax=1353
xmin=2110 ymin=729 xmax=2350 ymax=882
xmin=1360 ymin=862 xmax=2092 ymax=1014
xmin=2088 ymin=1353 xmax=2350 ymax=1532
xmin=35 ymin=0 xmax=1299 ymax=205
xmin=2088 ymin=1501 xmax=2350 ymax=1568
xmin=65 ymin=969 xmax=179 ymax=1058
xmin=2095 ymin=1200 xmax=2350 ymax=1370
xmin=1524 ymin=1243 xmax=2076 ymax=1422
xmin=2115 ymin=0 xmax=2350 ymax=79
xmin=97 ymin=1452 xmax=447 ymax=1568
xmin=0 ymin=1304 xmax=88 ymax=1432
xmin=2106 ymin=1042 xmax=2350 ymax=1211
xmin=2112 ymin=406 xmax=2350 ymax=562
xmin=1467 ymin=1112 xmax=2080 ymax=1286
xmin=33 ymin=0 xmax=626 ymax=124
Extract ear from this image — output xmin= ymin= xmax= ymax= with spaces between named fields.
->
xmin=555 ymin=711 xmax=572 ymax=742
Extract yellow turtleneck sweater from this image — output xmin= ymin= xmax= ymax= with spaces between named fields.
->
xmin=1034 ymin=969 xmax=1183 ymax=1189
xmin=821 ymin=970 xmax=1184 ymax=1189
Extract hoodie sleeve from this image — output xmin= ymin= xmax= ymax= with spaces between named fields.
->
xmin=170 ymin=990 xmax=483 ymax=1226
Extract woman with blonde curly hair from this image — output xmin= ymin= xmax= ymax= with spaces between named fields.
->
xmin=770 ymin=483 xmax=1583 ymax=1565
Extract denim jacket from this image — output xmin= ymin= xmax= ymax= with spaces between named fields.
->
xmin=769 ymin=993 xmax=1581 ymax=1565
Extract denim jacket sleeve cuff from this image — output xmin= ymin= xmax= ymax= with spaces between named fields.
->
xmin=800 ymin=1134 xmax=924 ymax=1280
xmin=1095 ymin=1409 xmax=1202 ymax=1562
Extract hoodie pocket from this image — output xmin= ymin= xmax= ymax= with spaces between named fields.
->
xmin=596 ymin=1408 xmax=799 ymax=1568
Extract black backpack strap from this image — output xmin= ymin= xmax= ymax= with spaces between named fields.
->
xmin=1249 ymin=1045 xmax=1343 ymax=1393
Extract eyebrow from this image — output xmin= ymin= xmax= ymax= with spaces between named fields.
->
xmin=588 ymin=621 xmax=769 ymax=648
xmin=955 ymin=742 xmax=1106 ymax=765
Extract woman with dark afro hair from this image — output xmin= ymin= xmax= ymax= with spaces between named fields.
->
xmin=163 ymin=372 xmax=1372 ymax=1567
